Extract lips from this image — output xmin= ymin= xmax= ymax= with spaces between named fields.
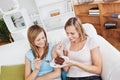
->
xmin=69 ymin=38 xmax=74 ymax=42
xmin=38 ymin=42 xmax=45 ymax=47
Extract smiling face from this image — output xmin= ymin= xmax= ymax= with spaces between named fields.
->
xmin=34 ymin=31 xmax=46 ymax=48
xmin=64 ymin=17 xmax=87 ymax=42
xmin=27 ymin=25 xmax=49 ymax=59
xmin=65 ymin=25 xmax=80 ymax=42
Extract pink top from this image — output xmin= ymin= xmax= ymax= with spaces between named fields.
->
xmin=64 ymin=37 xmax=99 ymax=77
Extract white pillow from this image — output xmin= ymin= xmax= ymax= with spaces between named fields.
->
xmin=82 ymin=23 xmax=97 ymax=37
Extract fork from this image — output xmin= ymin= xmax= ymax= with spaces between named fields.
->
xmin=45 ymin=60 xmax=51 ymax=63
xmin=45 ymin=59 xmax=57 ymax=66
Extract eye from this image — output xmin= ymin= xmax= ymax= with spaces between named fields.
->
xmin=42 ymin=36 xmax=45 ymax=39
xmin=66 ymin=32 xmax=69 ymax=35
xmin=71 ymin=32 xmax=74 ymax=35
xmin=37 ymin=38 xmax=40 ymax=42
xmin=66 ymin=32 xmax=74 ymax=36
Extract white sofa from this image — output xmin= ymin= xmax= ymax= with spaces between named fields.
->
xmin=0 ymin=23 xmax=120 ymax=80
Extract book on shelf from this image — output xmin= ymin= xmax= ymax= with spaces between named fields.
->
xmin=89 ymin=7 xmax=99 ymax=13
xmin=89 ymin=12 xmax=100 ymax=16
xmin=110 ymin=14 xmax=120 ymax=18
xmin=89 ymin=10 xmax=99 ymax=13
xmin=104 ymin=21 xmax=117 ymax=29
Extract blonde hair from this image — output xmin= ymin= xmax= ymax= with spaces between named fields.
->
xmin=64 ymin=17 xmax=87 ymax=41
xmin=27 ymin=25 xmax=49 ymax=59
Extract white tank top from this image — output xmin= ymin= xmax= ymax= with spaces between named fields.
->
xmin=64 ymin=37 xmax=99 ymax=77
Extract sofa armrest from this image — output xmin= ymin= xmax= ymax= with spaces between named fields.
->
xmin=96 ymin=35 xmax=120 ymax=80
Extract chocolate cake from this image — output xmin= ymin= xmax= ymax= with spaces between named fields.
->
xmin=55 ymin=56 xmax=65 ymax=65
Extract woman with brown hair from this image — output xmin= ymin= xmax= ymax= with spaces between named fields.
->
xmin=25 ymin=25 xmax=61 ymax=80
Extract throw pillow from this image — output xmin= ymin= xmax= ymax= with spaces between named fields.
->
xmin=0 ymin=64 xmax=25 ymax=80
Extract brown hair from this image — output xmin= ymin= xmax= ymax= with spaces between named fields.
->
xmin=27 ymin=25 xmax=49 ymax=59
xmin=64 ymin=17 xmax=87 ymax=41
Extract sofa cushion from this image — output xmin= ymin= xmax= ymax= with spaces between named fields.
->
xmin=0 ymin=66 xmax=1 ymax=75
xmin=0 ymin=64 xmax=25 ymax=80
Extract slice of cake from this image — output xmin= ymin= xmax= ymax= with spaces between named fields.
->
xmin=55 ymin=56 xmax=65 ymax=65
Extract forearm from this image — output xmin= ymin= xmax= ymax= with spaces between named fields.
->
xmin=36 ymin=69 xmax=61 ymax=80
xmin=74 ymin=61 xmax=101 ymax=74
xmin=26 ymin=69 xmax=39 ymax=80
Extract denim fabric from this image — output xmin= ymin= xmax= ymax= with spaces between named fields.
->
xmin=61 ymin=69 xmax=67 ymax=80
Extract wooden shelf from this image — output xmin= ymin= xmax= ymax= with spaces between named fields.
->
xmin=105 ymin=28 xmax=120 ymax=32
xmin=102 ymin=13 xmax=112 ymax=17
xmin=74 ymin=1 xmax=120 ymax=51
xmin=102 ymin=13 xmax=120 ymax=17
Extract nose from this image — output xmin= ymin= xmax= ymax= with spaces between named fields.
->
xmin=67 ymin=34 xmax=72 ymax=39
xmin=39 ymin=39 xmax=45 ymax=44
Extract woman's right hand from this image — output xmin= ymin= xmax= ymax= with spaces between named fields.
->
xmin=34 ymin=58 xmax=42 ymax=70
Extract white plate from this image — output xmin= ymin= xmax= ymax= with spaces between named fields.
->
xmin=50 ymin=56 xmax=69 ymax=68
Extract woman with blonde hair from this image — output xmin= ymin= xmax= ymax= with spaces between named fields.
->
xmin=56 ymin=17 xmax=102 ymax=80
